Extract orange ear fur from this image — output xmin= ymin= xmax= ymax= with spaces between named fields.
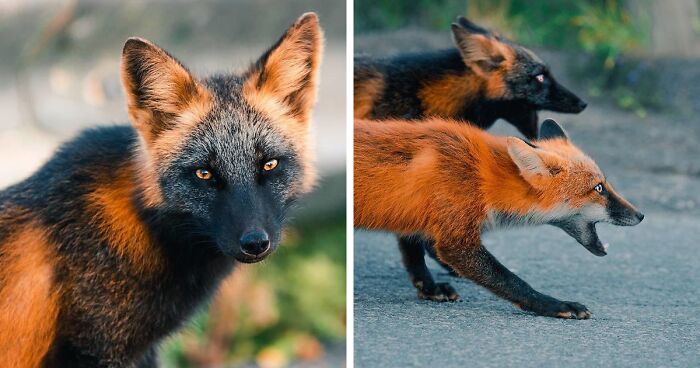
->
xmin=242 ymin=12 xmax=324 ymax=126
xmin=120 ymin=37 xmax=212 ymax=144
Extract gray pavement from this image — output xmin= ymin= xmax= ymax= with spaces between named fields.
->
xmin=354 ymin=105 xmax=700 ymax=367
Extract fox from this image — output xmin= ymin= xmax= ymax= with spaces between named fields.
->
xmin=354 ymin=16 xmax=587 ymax=139
xmin=354 ymin=118 xmax=644 ymax=319
xmin=0 ymin=13 xmax=322 ymax=367
xmin=355 ymin=16 xmax=589 ymax=300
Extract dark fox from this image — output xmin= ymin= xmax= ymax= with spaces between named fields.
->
xmin=0 ymin=13 xmax=322 ymax=367
xmin=355 ymin=17 xmax=588 ymax=302
xmin=354 ymin=16 xmax=587 ymax=139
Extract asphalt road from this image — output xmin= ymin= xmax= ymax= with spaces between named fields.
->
xmin=353 ymin=105 xmax=700 ymax=367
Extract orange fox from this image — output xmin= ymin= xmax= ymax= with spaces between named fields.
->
xmin=354 ymin=118 xmax=644 ymax=319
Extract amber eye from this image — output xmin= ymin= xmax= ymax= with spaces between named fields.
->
xmin=263 ymin=159 xmax=278 ymax=172
xmin=535 ymin=74 xmax=545 ymax=83
xmin=195 ymin=168 xmax=212 ymax=180
xmin=594 ymin=183 xmax=604 ymax=194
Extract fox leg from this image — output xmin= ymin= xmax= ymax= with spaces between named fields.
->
xmin=422 ymin=239 xmax=459 ymax=277
xmin=398 ymin=234 xmax=458 ymax=302
xmin=435 ymin=237 xmax=591 ymax=319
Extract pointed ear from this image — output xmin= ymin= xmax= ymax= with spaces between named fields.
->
xmin=456 ymin=16 xmax=490 ymax=35
xmin=538 ymin=119 xmax=569 ymax=140
xmin=121 ymin=37 xmax=212 ymax=143
xmin=243 ymin=13 xmax=324 ymax=126
xmin=507 ymin=137 xmax=562 ymax=184
xmin=451 ymin=23 xmax=506 ymax=72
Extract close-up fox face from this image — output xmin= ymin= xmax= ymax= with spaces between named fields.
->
xmin=451 ymin=17 xmax=587 ymax=114
xmin=507 ymin=120 xmax=643 ymax=256
xmin=121 ymin=14 xmax=322 ymax=263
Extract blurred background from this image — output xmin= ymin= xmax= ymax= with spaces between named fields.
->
xmin=354 ymin=1 xmax=700 ymax=366
xmin=0 ymin=0 xmax=346 ymax=367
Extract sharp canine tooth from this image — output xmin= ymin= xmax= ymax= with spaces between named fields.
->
xmin=603 ymin=243 xmax=610 ymax=252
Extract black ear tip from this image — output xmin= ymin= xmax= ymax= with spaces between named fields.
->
xmin=539 ymin=119 xmax=569 ymax=140
xmin=123 ymin=37 xmax=153 ymax=55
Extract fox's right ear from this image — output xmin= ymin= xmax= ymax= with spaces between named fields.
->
xmin=451 ymin=22 xmax=507 ymax=72
xmin=121 ymin=37 xmax=212 ymax=144
xmin=507 ymin=137 xmax=561 ymax=184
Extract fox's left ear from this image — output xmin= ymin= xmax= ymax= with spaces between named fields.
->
xmin=539 ymin=119 xmax=570 ymax=141
xmin=456 ymin=16 xmax=491 ymax=35
xmin=507 ymin=137 xmax=562 ymax=184
xmin=243 ymin=13 xmax=324 ymax=126
xmin=451 ymin=22 xmax=507 ymax=73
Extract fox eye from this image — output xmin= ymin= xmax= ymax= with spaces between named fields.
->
xmin=195 ymin=168 xmax=212 ymax=180
xmin=535 ymin=74 xmax=545 ymax=83
xmin=594 ymin=183 xmax=605 ymax=194
xmin=263 ymin=159 xmax=279 ymax=172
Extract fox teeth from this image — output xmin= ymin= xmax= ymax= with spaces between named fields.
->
xmin=602 ymin=243 xmax=610 ymax=252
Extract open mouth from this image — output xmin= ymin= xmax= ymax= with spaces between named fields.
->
xmin=553 ymin=220 xmax=608 ymax=257
xmin=579 ymin=222 xmax=608 ymax=257
xmin=581 ymin=233 xmax=607 ymax=256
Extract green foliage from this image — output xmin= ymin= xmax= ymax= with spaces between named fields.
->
xmin=355 ymin=0 xmax=466 ymax=32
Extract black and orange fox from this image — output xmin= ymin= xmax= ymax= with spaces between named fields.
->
xmin=0 ymin=13 xmax=323 ymax=367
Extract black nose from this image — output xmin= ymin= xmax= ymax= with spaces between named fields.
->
xmin=240 ymin=230 xmax=270 ymax=257
xmin=636 ymin=212 xmax=645 ymax=222
xmin=578 ymin=100 xmax=588 ymax=110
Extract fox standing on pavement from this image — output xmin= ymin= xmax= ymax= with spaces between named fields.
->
xmin=354 ymin=118 xmax=643 ymax=319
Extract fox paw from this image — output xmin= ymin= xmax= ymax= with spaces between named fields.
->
xmin=415 ymin=282 xmax=459 ymax=302
xmin=519 ymin=300 xmax=591 ymax=320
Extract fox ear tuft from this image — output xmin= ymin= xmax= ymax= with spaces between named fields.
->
xmin=451 ymin=24 xmax=506 ymax=72
xmin=539 ymin=119 xmax=569 ymax=140
xmin=121 ymin=37 xmax=211 ymax=143
xmin=455 ymin=16 xmax=490 ymax=35
xmin=243 ymin=12 xmax=324 ymax=126
xmin=507 ymin=137 xmax=554 ymax=180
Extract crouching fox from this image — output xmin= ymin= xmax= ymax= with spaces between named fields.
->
xmin=354 ymin=118 xmax=643 ymax=319
xmin=0 ymin=13 xmax=322 ymax=367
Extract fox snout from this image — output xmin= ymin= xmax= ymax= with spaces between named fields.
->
xmin=545 ymin=80 xmax=587 ymax=113
xmin=220 ymin=225 xmax=278 ymax=264
xmin=235 ymin=229 xmax=273 ymax=263
xmin=607 ymin=190 xmax=644 ymax=227
xmin=214 ymin=188 xmax=283 ymax=263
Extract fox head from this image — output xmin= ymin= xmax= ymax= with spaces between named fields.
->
xmin=506 ymin=119 xmax=643 ymax=256
xmin=120 ymin=13 xmax=323 ymax=263
xmin=451 ymin=17 xmax=587 ymax=115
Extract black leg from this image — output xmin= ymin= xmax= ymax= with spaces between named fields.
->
xmin=436 ymin=239 xmax=591 ymax=319
xmin=398 ymin=234 xmax=458 ymax=302
xmin=423 ymin=238 xmax=460 ymax=277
